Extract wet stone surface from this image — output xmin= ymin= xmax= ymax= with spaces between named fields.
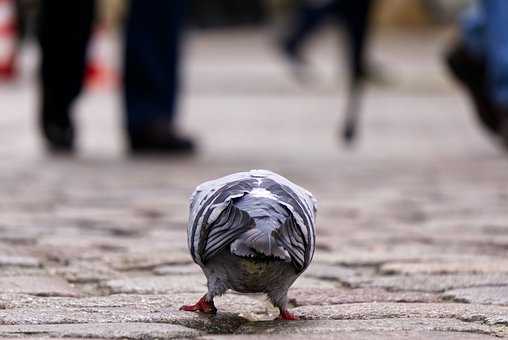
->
xmin=1 ymin=30 xmax=508 ymax=338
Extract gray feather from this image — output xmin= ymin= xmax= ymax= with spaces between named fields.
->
xmin=188 ymin=170 xmax=317 ymax=273
xmin=200 ymin=201 xmax=254 ymax=263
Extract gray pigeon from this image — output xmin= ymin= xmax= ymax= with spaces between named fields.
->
xmin=180 ymin=169 xmax=317 ymax=320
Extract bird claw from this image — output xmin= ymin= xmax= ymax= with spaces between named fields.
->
xmin=277 ymin=310 xmax=299 ymax=321
xmin=179 ymin=295 xmax=217 ymax=314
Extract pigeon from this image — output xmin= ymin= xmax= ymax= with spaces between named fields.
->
xmin=179 ymin=169 xmax=317 ymax=320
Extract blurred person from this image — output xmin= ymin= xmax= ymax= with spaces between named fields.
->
xmin=123 ymin=0 xmax=193 ymax=153
xmin=446 ymin=0 xmax=508 ymax=150
xmin=38 ymin=0 xmax=194 ymax=153
xmin=281 ymin=0 xmax=376 ymax=144
xmin=282 ymin=0 xmax=375 ymax=86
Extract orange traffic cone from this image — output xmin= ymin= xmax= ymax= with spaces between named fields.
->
xmin=0 ymin=0 xmax=16 ymax=81
xmin=85 ymin=26 xmax=118 ymax=90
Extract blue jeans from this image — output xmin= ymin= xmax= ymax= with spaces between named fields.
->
xmin=462 ymin=0 xmax=508 ymax=107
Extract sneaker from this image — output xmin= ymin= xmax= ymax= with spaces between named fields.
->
xmin=128 ymin=124 xmax=195 ymax=155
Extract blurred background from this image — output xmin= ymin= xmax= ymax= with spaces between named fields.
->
xmin=1 ymin=0 xmax=489 ymax=160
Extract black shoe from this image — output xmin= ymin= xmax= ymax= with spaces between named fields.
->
xmin=445 ymin=41 xmax=500 ymax=134
xmin=128 ymin=126 xmax=195 ymax=155
xmin=41 ymin=120 xmax=75 ymax=153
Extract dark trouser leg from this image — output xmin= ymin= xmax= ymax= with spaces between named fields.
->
xmin=335 ymin=0 xmax=374 ymax=144
xmin=338 ymin=0 xmax=374 ymax=85
xmin=124 ymin=0 xmax=185 ymax=137
xmin=285 ymin=1 xmax=338 ymax=57
xmin=38 ymin=0 xmax=95 ymax=148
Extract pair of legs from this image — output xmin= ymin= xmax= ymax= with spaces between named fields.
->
xmin=38 ymin=0 xmax=192 ymax=153
xmin=180 ymin=254 xmax=299 ymax=320
xmin=283 ymin=0 xmax=374 ymax=143
xmin=284 ymin=0 xmax=374 ymax=84
xmin=180 ymin=287 xmax=297 ymax=320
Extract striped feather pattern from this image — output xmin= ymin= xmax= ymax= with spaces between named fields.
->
xmin=187 ymin=170 xmax=317 ymax=272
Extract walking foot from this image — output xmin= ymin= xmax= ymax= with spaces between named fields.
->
xmin=179 ymin=295 xmax=217 ymax=314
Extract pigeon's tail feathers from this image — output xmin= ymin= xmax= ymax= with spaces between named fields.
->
xmin=201 ymin=202 xmax=255 ymax=263
xmin=230 ymin=228 xmax=291 ymax=261
xmin=272 ymin=215 xmax=307 ymax=271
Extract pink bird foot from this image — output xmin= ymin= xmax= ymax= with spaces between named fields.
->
xmin=179 ymin=295 xmax=217 ymax=314
xmin=277 ymin=309 xmax=299 ymax=320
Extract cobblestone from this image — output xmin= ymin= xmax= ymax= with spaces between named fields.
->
xmin=350 ymin=274 xmax=508 ymax=292
xmin=380 ymin=260 xmax=508 ymax=275
xmin=0 ymin=323 xmax=202 ymax=339
xmin=200 ymin=333 xmax=500 ymax=340
xmin=292 ymin=302 xmax=508 ymax=325
xmin=0 ymin=276 xmax=80 ymax=297
xmin=288 ymin=288 xmax=439 ymax=306
xmin=235 ymin=318 xmax=502 ymax=336
xmin=443 ymin=287 xmax=508 ymax=306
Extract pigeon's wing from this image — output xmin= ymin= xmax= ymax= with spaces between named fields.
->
xmin=200 ymin=201 xmax=255 ymax=263
xmin=188 ymin=169 xmax=317 ymax=270
xmin=258 ymin=174 xmax=317 ymax=273
xmin=188 ymin=173 xmax=257 ymax=266
xmin=272 ymin=214 xmax=307 ymax=271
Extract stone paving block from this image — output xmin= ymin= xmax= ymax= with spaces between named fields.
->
xmin=304 ymin=263 xmax=374 ymax=282
xmin=292 ymin=302 xmax=508 ymax=326
xmin=0 ymin=338 xmax=99 ymax=340
xmin=352 ymin=274 xmax=508 ymax=292
xmin=102 ymin=275 xmax=206 ymax=294
xmin=200 ymin=331 xmax=500 ymax=340
xmin=153 ymin=264 xmax=202 ymax=275
xmin=30 ymin=244 xmax=121 ymax=264
xmin=315 ymin=249 xmax=499 ymax=267
xmin=291 ymin=277 xmax=338 ymax=289
xmin=0 ymin=307 xmax=247 ymax=333
xmin=0 ymin=276 xmax=79 ymax=297
xmin=0 ymin=293 xmax=273 ymax=320
xmin=288 ymin=287 xmax=439 ymax=306
xmin=235 ymin=318 xmax=499 ymax=336
xmin=0 ymin=323 xmax=201 ymax=339
xmin=0 ymin=268 xmax=49 ymax=277
xmin=0 ymin=255 xmax=40 ymax=268
xmin=50 ymin=261 xmax=121 ymax=283
xmin=0 ymin=293 xmax=276 ymax=332
xmin=381 ymin=261 xmax=508 ymax=275
xmin=105 ymin=252 xmax=193 ymax=271
xmin=443 ymin=287 xmax=508 ymax=305
xmin=0 ymin=226 xmax=40 ymax=245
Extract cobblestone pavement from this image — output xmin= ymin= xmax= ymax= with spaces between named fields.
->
xmin=1 ymin=30 xmax=508 ymax=339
